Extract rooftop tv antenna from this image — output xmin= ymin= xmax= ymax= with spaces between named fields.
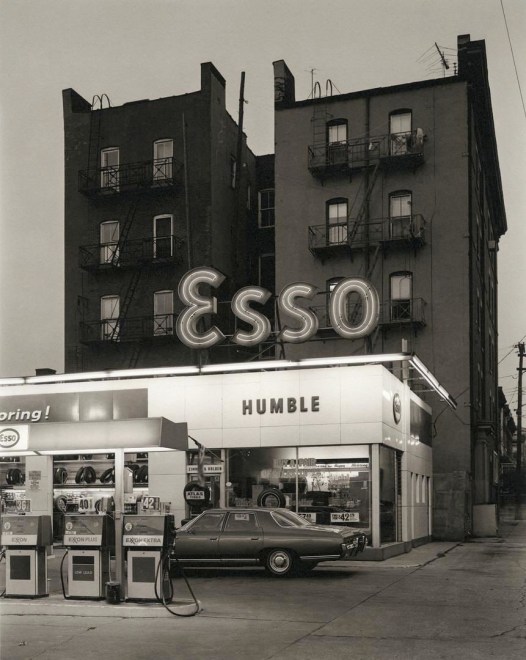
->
xmin=417 ymin=43 xmax=457 ymax=78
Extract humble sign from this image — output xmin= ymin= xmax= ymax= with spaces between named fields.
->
xmin=176 ymin=267 xmax=380 ymax=349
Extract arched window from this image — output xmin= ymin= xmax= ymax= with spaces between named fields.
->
xmin=326 ymin=119 xmax=348 ymax=165
xmin=389 ymin=190 xmax=412 ymax=238
xmin=390 ymin=271 xmax=412 ymax=321
xmin=100 ymin=295 xmax=120 ymax=341
xmin=326 ymin=198 xmax=348 ymax=245
xmin=153 ymin=290 xmax=174 ymax=336
xmin=153 ymin=139 xmax=173 ymax=181
xmin=153 ymin=214 xmax=174 ymax=258
xmin=389 ymin=110 xmax=412 ymax=156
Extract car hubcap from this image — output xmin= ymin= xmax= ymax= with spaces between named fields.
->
xmin=270 ymin=551 xmax=290 ymax=572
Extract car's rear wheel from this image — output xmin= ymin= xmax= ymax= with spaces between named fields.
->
xmin=265 ymin=549 xmax=295 ymax=577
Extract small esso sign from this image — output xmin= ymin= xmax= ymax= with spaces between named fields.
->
xmin=0 ymin=428 xmax=20 ymax=449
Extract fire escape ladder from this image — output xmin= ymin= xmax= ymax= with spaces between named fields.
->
xmin=348 ymin=160 xmax=381 ymax=249
xmin=112 ymin=197 xmax=140 ymax=266
xmin=108 ymin=269 xmax=142 ymax=342
xmin=87 ymin=94 xmax=111 ymax=175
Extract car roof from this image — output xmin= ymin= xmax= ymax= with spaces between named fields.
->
xmin=201 ymin=508 xmax=279 ymax=514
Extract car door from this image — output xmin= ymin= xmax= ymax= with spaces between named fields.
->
xmin=217 ymin=512 xmax=264 ymax=560
xmin=175 ymin=511 xmax=226 ymax=560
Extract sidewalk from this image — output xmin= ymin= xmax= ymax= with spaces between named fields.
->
xmin=1 ymin=519 xmax=526 ymax=659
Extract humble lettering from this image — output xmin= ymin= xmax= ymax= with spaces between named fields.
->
xmin=242 ymin=397 xmax=320 ymax=415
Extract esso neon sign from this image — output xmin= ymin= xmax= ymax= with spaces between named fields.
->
xmin=176 ymin=267 xmax=380 ymax=349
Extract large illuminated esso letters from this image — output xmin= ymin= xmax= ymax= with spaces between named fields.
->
xmin=175 ymin=267 xmax=380 ymax=348
xmin=329 ymin=277 xmax=380 ymax=339
xmin=176 ymin=267 xmax=226 ymax=348
xmin=231 ymin=287 xmax=272 ymax=347
xmin=278 ymin=283 xmax=319 ymax=344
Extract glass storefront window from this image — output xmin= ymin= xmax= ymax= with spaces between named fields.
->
xmin=225 ymin=446 xmax=371 ymax=532
xmin=379 ymin=445 xmax=401 ymax=543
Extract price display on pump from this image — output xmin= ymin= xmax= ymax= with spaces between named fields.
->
xmin=141 ymin=496 xmax=161 ymax=511
xmin=78 ymin=497 xmax=95 ymax=512
xmin=15 ymin=499 xmax=31 ymax=513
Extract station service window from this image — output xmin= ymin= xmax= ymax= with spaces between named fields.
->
xmin=226 ymin=446 xmax=371 ymax=531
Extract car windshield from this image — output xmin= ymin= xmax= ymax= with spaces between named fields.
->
xmin=271 ymin=509 xmax=312 ymax=528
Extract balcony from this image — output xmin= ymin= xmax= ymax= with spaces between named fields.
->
xmin=379 ymin=298 xmax=426 ymax=329
xmin=78 ymin=157 xmax=183 ymax=196
xmin=309 ymin=214 xmax=426 ymax=259
xmin=308 ymin=223 xmax=352 ymax=258
xmin=79 ymin=235 xmax=185 ymax=271
xmin=308 ymin=130 xmax=425 ymax=180
xmin=80 ymin=314 xmax=178 ymax=344
xmin=307 ymin=296 xmax=426 ymax=337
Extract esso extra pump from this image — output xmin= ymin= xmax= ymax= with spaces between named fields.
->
xmin=122 ymin=513 xmax=175 ymax=601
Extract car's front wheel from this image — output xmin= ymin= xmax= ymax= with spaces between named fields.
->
xmin=265 ymin=549 xmax=296 ymax=577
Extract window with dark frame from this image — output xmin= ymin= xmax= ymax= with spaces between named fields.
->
xmin=259 ymin=189 xmax=275 ymax=227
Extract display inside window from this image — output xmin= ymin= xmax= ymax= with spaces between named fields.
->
xmin=226 ymin=446 xmax=370 ymax=530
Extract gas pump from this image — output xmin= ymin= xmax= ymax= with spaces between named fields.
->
xmin=122 ymin=513 xmax=175 ymax=601
xmin=0 ymin=514 xmax=52 ymax=597
xmin=62 ymin=514 xmax=115 ymax=599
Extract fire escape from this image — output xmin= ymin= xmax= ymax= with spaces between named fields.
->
xmin=306 ymin=89 xmax=427 ymax=346
xmin=77 ymin=97 xmax=184 ymax=368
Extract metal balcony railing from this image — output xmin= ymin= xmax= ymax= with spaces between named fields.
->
xmin=379 ymin=298 xmax=426 ymax=327
xmin=308 ymin=130 xmax=425 ymax=178
xmin=308 ymin=296 xmax=426 ymax=334
xmin=309 ymin=214 xmax=426 ymax=257
xmin=79 ymin=235 xmax=185 ymax=271
xmin=80 ymin=313 xmax=179 ymax=344
xmin=78 ymin=157 xmax=183 ymax=195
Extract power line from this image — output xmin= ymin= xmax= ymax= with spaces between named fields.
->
xmin=500 ymin=0 xmax=526 ymax=120
xmin=499 ymin=334 xmax=526 ymax=364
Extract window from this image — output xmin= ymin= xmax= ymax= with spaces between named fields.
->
xmin=153 ymin=215 xmax=173 ymax=259
xmin=389 ymin=111 xmax=412 ymax=156
xmin=99 ymin=221 xmax=119 ymax=264
xmin=327 ymin=119 xmax=348 ymax=165
xmin=153 ymin=139 xmax=173 ymax=181
xmin=390 ymin=272 xmax=412 ymax=321
xmin=230 ymin=156 xmax=237 ymax=188
xmin=224 ymin=512 xmax=259 ymax=532
xmin=259 ymin=189 xmax=275 ymax=227
xmin=190 ymin=512 xmax=226 ymax=532
xmin=327 ymin=198 xmax=348 ymax=245
xmin=153 ymin=290 xmax=174 ymax=336
xmin=100 ymin=295 xmax=120 ymax=341
xmin=100 ymin=147 xmax=119 ymax=190
xmin=389 ymin=191 xmax=412 ymax=239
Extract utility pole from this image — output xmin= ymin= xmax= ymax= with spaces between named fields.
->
xmin=515 ymin=342 xmax=525 ymax=519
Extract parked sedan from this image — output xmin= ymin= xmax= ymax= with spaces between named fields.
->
xmin=172 ymin=507 xmax=367 ymax=577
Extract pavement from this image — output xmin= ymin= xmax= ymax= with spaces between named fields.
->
xmin=1 ymin=515 xmax=525 ymax=659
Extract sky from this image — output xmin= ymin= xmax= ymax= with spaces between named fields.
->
xmin=0 ymin=0 xmax=525 ymax=410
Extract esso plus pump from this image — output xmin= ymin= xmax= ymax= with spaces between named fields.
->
xmin=1 ymin=514 xmax=52 ymax=597
xmin=122 ymin=508 xmax=175 ymax=601
xmin=63 ymin=513 xmax=115 ymax=599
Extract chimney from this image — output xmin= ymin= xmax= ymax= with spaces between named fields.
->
xmin=273 ymin=60 xmax=295 ymax=107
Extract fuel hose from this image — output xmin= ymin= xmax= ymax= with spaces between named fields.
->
xmin=154 ymin=547 xmax=201 ymax=617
